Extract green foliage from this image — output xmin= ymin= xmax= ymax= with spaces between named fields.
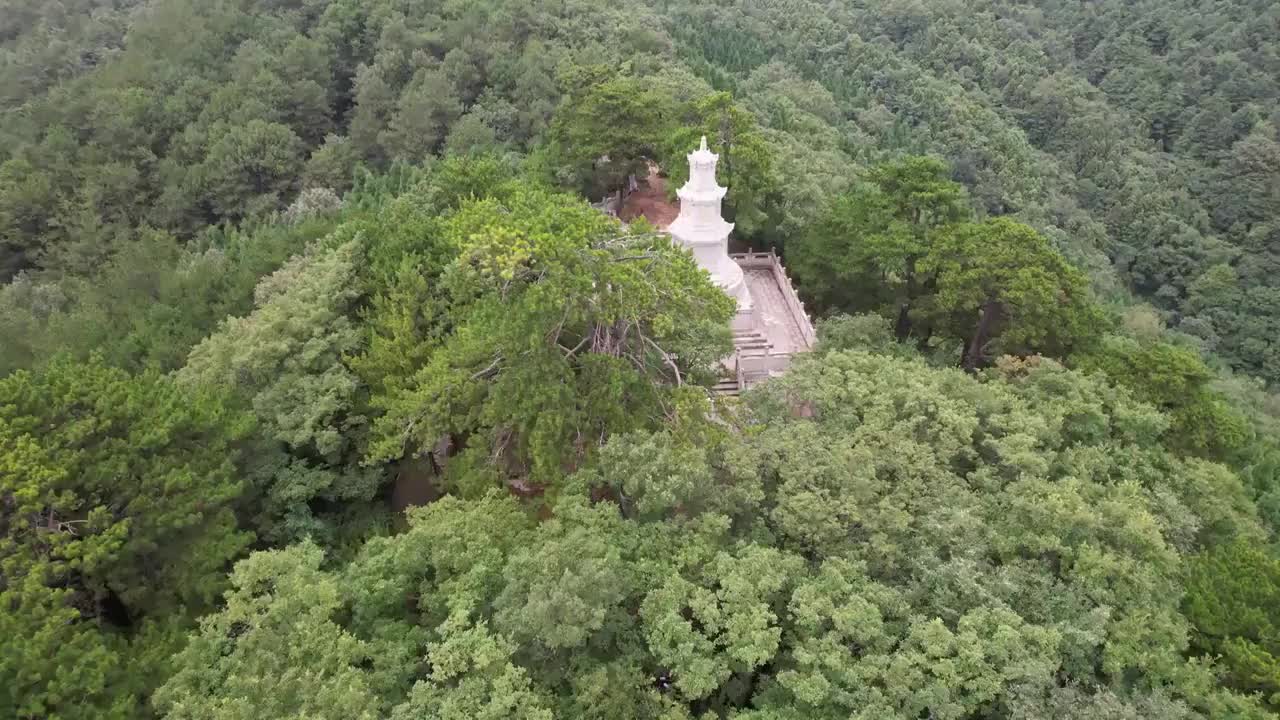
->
xmin=921 ymin=218 xmax=1106 ymax=370
xmin=175 ymin=236 xmax=385 ymax=546
xmin=379 ymin=68 xmax=463 ymax=165
xmin=0 ymin=0 xmax=665 ymax=277
xmin=147 ymin=350 xmax=1273 ymax=718
xmin=790 ymin=156 xmax=971 ymax=332
xmin=546 ymin=68 xmax=677 ymax=198
xmin=574 ymin=427 xmax=762 ymax=522
xmin=0 ymin=357 xmax=252 ymax=612
xmin=1 ymin=0 xmax=1278 ymax=390
xmin=178 ymin=239 xmax=365 ymax=459
xmin=0 ymin=216 xmax=340 ymax=376
xmin=642 ymin=544 xmax=803 ymax=702
xmin=0 ymin=357 xmax=252 ymax=720
xmin=663 ymin=92 xmax=777 ymax=239
xmin=303 ymin=134 xmax=360 ymax=193
xmin=795 ymin=160 xmax=1104 ymax=370
xmin=198 ymin=120 xmax=304 ymax=223
xmin=154 ymin=542 xmax=383 ymax=720
xmin=365 ymin=186 xmax=733 ymax=490
xmin=814 ymin=313 xmax=919 ymax=359
xmin=1076 ymin=336 xmax=1251 ymax=460
xmin=782 ymin=574 xmax=1061 ymax=720
xmin=0 ymin=575 xmax=138 ymax=720
xmin=388 ymin=622 xmax=554 ymax=720
xmin=1185 ymin=539 xmax=1280 ymax=709
xmin=5 ymin=1 xmax=1280 ymax=717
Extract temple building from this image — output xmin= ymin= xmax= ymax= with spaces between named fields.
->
xmin=667 ymin=138 xmax=816 ymax=393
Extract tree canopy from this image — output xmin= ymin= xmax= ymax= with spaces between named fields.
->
xmin=150 ymin=351 xmax=1272 ymax=719
xmin=0 ymin=357 xmax=252 ymax=719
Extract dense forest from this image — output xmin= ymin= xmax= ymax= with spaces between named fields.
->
xmin=3 ymin=0 xmax=1280 ymax=718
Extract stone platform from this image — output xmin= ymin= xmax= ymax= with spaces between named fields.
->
xmin=720 ymin=251 xmax=816 ymax=393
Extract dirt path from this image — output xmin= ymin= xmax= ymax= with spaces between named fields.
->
xmin=619 ymin=164 xmax=679 ymax=228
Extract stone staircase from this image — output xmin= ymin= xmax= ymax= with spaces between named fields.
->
xmin=712 ymin=378 xmax=743 ymax=396
xmin=714 ymin=328 xmax=777 ymax=396
xmin=732 ymin=328 xmax=772 ymax=354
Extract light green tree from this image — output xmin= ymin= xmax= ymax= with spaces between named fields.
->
xmin=365 ymin=187 xmax=733 ymax=491
xmin=388 ymin=622 xmax=554 ymax=720
xmin=178 ymin=239 xmax=366 ymax=460
xmin=176 ymin=239 xmax=380 ymax=544
xmin=153 ymin=543 xmax=383 ymax=720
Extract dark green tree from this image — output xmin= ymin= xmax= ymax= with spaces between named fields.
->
xmin=663 ymin=92 xmax=777 ymax=239
xmin=789 ymin=156 xmax=971 ymax=339
xmin=920 ymin=218 xmax=1107 ymax=370
xmin=545 ymin=68 xmax=676 ymax=199
xmin=1185 ymin=538 xmax=1280 ymax=710
xmin=1076 ymin=336 xmax=1250 ymax=459
xmin=364 ymin=186 xmax=733 ymax=492
xmin=199 ymin=120 xmax=304 ymax=222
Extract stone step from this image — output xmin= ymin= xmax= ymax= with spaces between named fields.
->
xmin=712 ymin=379 xmax=741 ymax=396
xmin=732 ymin=330 xmax=773 ymax=353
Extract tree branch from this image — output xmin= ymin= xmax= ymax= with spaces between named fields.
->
xmin=559 ymin=336 xmax=590 ymax=359
xmin=642 ymin=334 xmax=682 ymax=387
xmin=471 ymin=355 xmax=504 ymax=381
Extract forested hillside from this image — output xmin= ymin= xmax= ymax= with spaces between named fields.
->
xmin=4 ymin=0 xmax=1279 ymax=378
xmin=3 ymin=0 xmax=1280 ymax=718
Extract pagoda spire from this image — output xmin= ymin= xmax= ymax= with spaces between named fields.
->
xmin=667 ymin=136 xmax=756 ymax=330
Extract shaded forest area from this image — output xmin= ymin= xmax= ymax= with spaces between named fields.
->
xmin=3 ymin=0 xmax=1280 ymax=719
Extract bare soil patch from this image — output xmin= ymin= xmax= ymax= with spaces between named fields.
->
xmin=619 ymin=165 xmax=679 ymax=229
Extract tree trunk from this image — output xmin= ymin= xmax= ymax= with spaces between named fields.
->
xmin=894 ymin=257 xmax=917 ymax=342
xmin=913 ymin=271 xmax=936 ymax=351
xmin=962 ymin=298 xmax=1001 ymax=372
xmin=894 ymin=302 xmax=912 ymax=342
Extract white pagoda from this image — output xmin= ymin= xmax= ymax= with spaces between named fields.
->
xmin=667 ymin=137 xmax=757 ymax=332
xmin=664 ymin=137 xmax=817 ymax=392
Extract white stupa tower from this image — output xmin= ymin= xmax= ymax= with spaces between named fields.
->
xmin=667 ymin=137 xmax=756 ymax=331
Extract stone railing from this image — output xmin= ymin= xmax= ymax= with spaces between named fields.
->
xmin=732 ymin=348 xmax=795 ymax=389
xmin=730 ymin=249 xmax=817 ymax=349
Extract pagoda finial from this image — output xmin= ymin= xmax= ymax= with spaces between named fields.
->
xmin=699 ymin=135 xmax=708 ymax=152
